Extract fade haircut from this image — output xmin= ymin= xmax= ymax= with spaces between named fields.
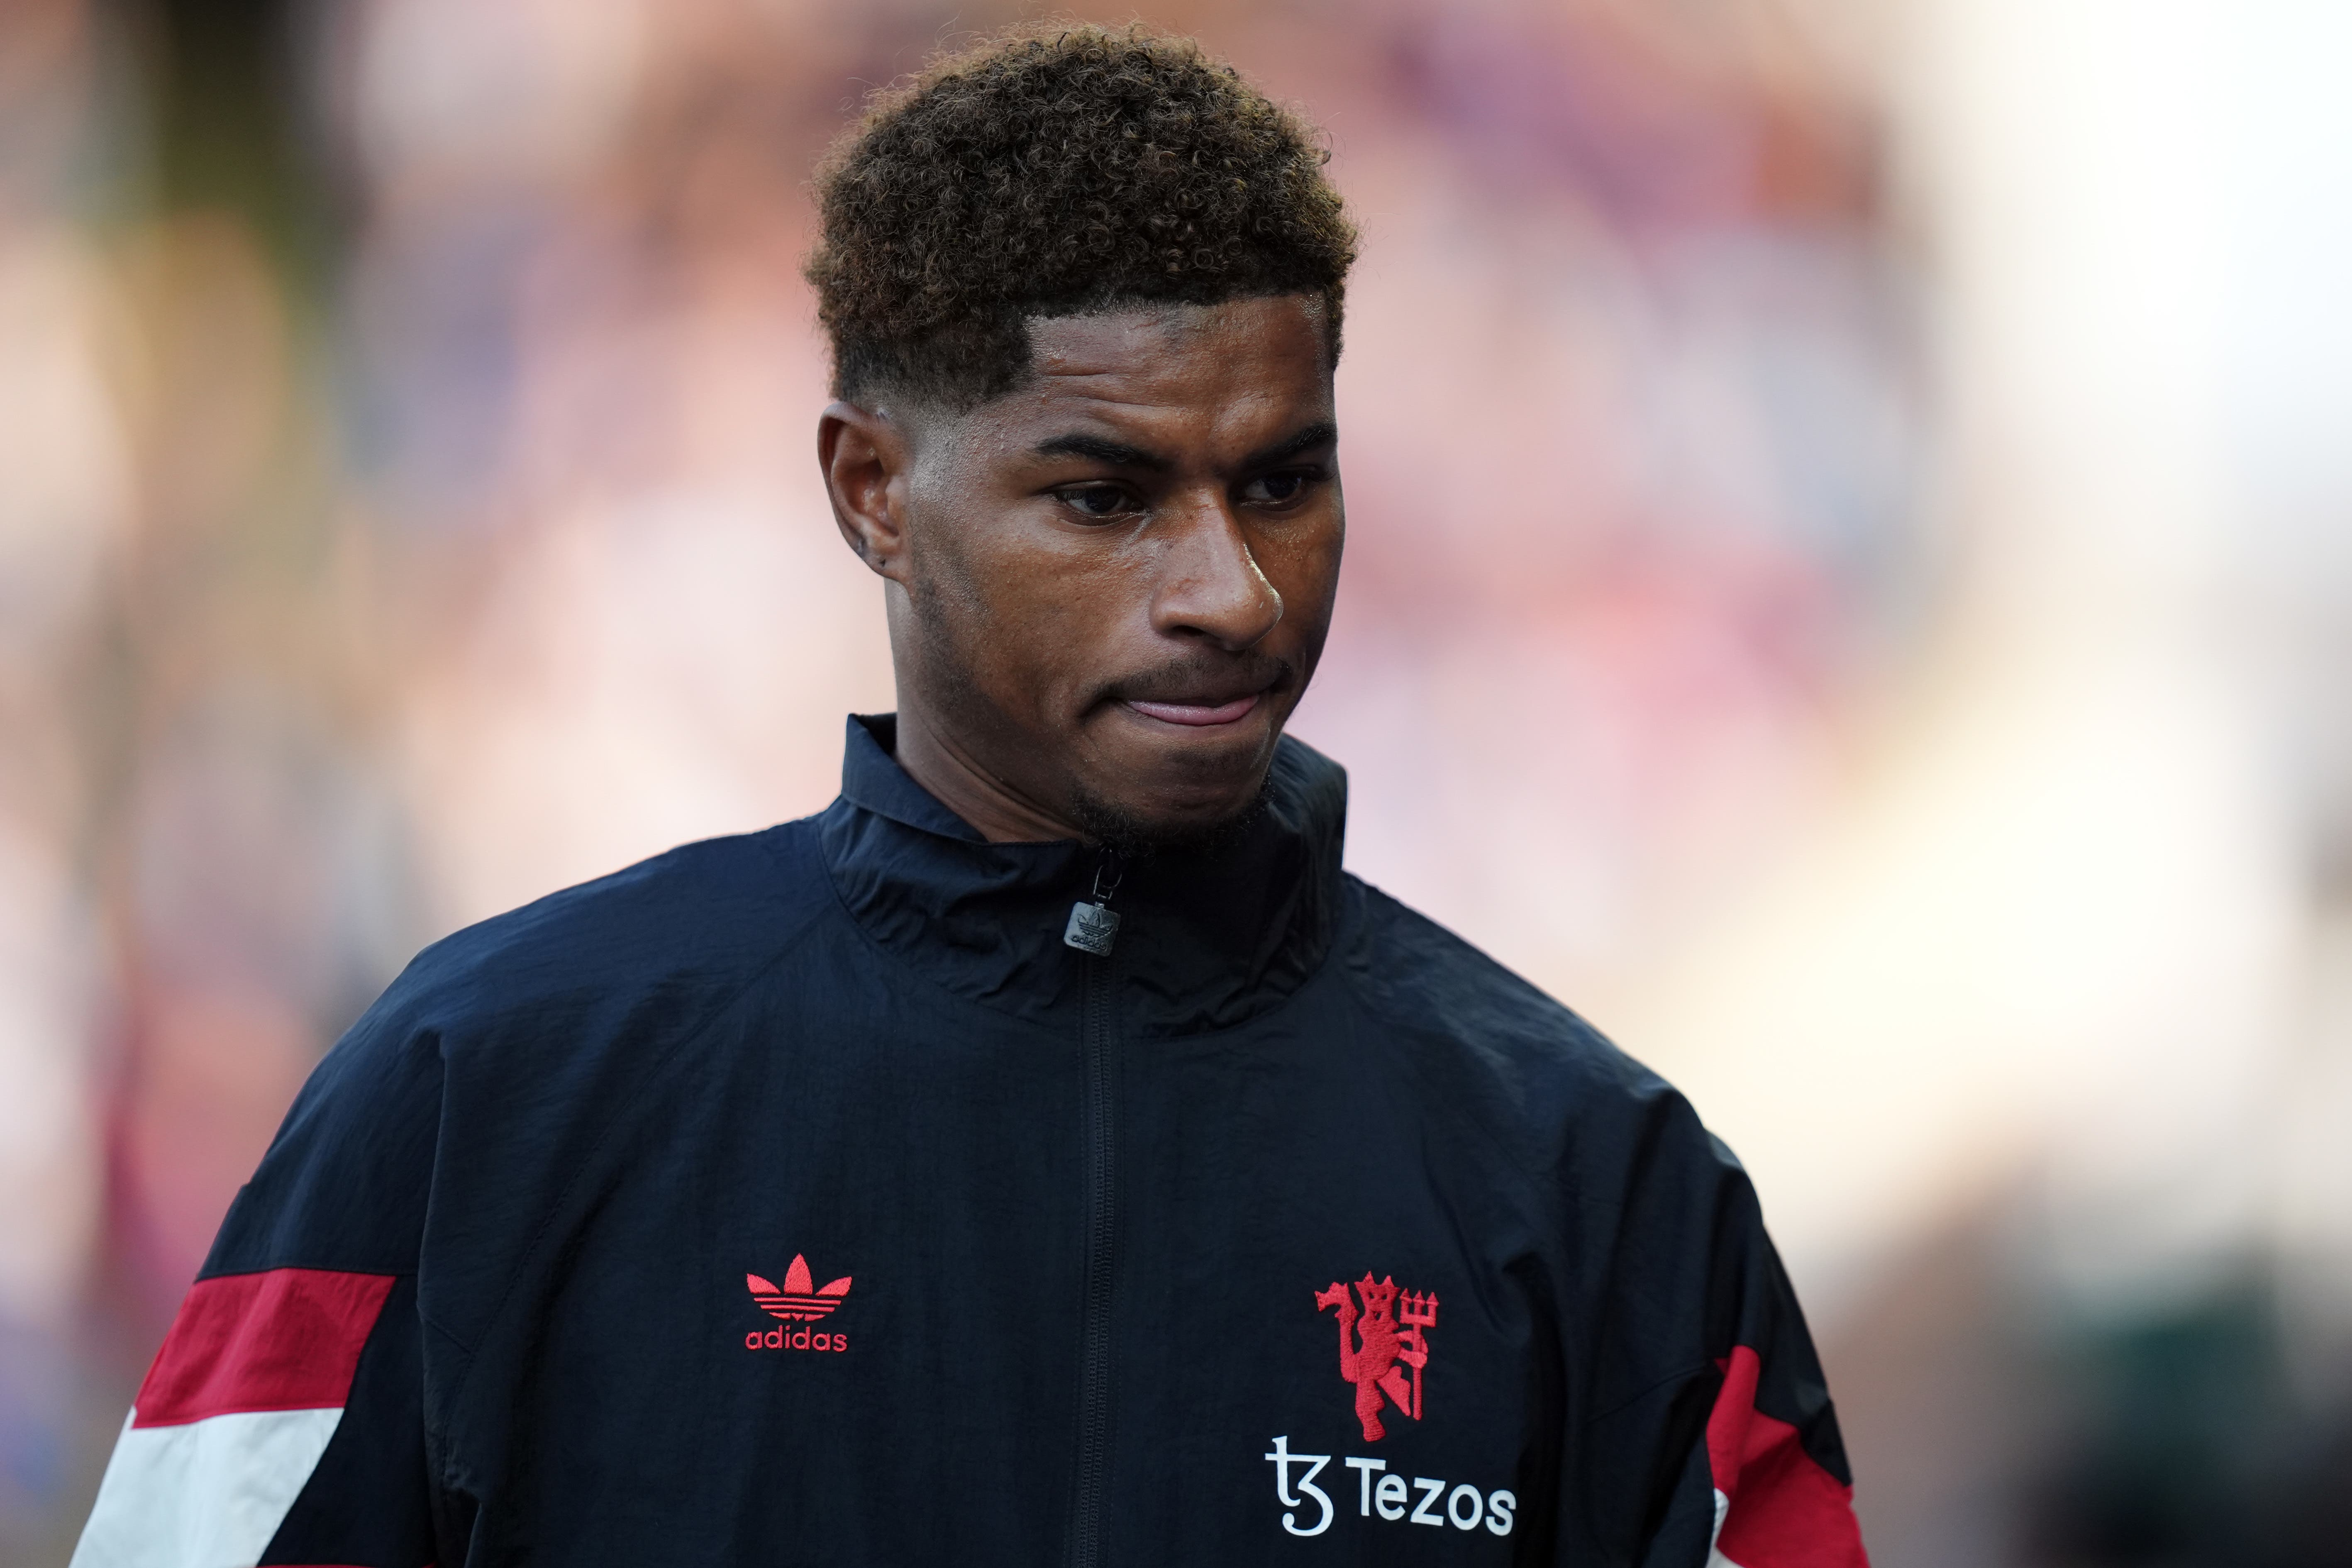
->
xmin=806 ymin=24 xmax=1358 ymax=411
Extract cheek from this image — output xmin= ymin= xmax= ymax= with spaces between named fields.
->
xmin=1261 ymin=510 xmax=1345 ymax=615
xmin=911 ymin=516 xmax=1122 ymax=702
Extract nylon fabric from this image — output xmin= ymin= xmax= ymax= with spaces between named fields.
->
xmin=72 ymin=715 xmax=1866 ymax=1566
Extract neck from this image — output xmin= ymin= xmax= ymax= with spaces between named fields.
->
xmin=890 ymin=701 xmax=1090 ymax=845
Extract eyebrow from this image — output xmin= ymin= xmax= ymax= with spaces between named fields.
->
xmin=1030 ymin=433 xmax=1172 ymax=471
xmin=1242 ymin=421 xmax=1339 ymax=469
xmin=1029 ymin=420 xmax=1338 ymax=473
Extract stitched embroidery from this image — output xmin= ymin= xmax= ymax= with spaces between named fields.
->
xmin=1314 ymin=1273 xmax=1437 ymax=1441
xmin=744 ymin=1256 xmax=854 ymax=1351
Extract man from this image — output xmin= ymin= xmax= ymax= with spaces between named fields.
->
xmin=75 ymin=27 xmax=1868 ymax=1566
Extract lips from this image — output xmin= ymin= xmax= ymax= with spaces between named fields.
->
xmin=1108 ymin=655 xmax=1290 ymax=730
xmin=1122 ymin=692 xmax=1264 ymax=727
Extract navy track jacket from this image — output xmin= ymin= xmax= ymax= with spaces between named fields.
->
xmin=75 ymin=717 xmax=1869 ymax=1566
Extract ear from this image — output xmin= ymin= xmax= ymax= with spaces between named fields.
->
xmin=817 ymin=400 xmax=914 ymax=581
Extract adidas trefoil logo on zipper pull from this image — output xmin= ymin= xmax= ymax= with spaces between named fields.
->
xmin=1064 ymin=851 xmax=1123 ymax=956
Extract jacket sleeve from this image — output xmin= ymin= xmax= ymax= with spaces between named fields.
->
xmin=1680 ymin=1210 xmax=1868 ymax=1568
xmin=1575 ymin=1096 xmax=1869 ymax=1568
xmin=72 ymin=980 xmax=449 ymax=1568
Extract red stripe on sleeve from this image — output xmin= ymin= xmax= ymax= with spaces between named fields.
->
xmin=132 ymin=1268 xmax=398 ymax=1428
xmin=1707 ymin=1345 xmax=1870 ymax=1568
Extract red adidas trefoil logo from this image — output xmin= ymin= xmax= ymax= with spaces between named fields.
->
xmin=747 ymin=1255 xmax=852 ymax=1320
xmin=744 ymin=1255 xmax=852 ymax=1352
xmin=1315 ymin=1273 xmax=1438 ymax=1441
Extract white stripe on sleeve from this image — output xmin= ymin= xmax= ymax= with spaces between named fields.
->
xmin=69 ymin=1405 xmax=345 ymax=1568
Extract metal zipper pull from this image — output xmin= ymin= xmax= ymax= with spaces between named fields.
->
xmin=1063 ymin=850 xmax=1124 ymax=956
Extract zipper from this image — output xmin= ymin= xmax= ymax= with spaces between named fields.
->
xmin=1067 ymin=855 xmax=1121 ymax=1568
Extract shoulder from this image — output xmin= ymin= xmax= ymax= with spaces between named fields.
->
xmin=206 ymin=821 xmax=834 ymax=1274
xmin=351 ymin=816 xmax=842 ymax=1123
xmin=1338 ymin=878 xmax=1733 ymax=1200
xmin=390 ymin=819 xmax=826 ymax=1038
xmin=1341 ymin=878 xmax=1662 ymax=1103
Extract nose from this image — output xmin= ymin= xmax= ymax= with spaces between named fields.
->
xmin=1148 ymin=492 xmax=1283 ymax=650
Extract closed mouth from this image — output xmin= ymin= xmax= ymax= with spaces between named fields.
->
xmin=1120 ymin=692 xmax=1265 ymax=727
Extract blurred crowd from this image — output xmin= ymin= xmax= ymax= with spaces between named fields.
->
xmin=1 ymin=0 xmax=2347 ymax=1559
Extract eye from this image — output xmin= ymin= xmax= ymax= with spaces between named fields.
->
xmin=1241 ymin=468 xmax=1318 ymax=507
xmin=1055 ymin=484 xmax=1139 ymax=522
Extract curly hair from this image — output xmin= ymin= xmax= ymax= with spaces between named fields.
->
xmin=805 ymin=24 xmax=1357 ymax=409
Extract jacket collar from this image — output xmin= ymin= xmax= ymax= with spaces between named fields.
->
xmin=818 ymin=714 xmax=1348 ymax=1036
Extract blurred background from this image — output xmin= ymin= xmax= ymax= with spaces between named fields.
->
xmin=2 ymin=0 xmax=2348 ymax=1557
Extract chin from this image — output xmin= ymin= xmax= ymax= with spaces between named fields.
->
xmin=1067 ymin=759 xmax=1275 ymax=858
xmin=1064 ymin=698 xmax=1286 ymax=849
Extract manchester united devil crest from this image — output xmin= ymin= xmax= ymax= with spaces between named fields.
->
xmin=1314 ymin=1273 xmax=1438 ymax=1441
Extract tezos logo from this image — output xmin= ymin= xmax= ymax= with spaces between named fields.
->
xmin=1264 ymin=1437 xmax=1514 ymax=1539
xmin=743 ymin=1254 xmax=852 ymax=1352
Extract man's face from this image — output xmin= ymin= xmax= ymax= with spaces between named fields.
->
xmin=843 ymin=295 xmax=1343 ymax=844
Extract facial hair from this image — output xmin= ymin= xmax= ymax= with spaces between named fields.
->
xmin=1067 ymin=771 xmax=1275 ymax=862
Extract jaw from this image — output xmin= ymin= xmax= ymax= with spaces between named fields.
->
xmin=888 ymin=633 xmax=1288 ymax=846
xmin=1061 ymin=694 xmax=1291 ymax=841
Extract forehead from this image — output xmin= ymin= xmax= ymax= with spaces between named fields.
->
xmin=973 ymin=295 xmax=1334 ymax=452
